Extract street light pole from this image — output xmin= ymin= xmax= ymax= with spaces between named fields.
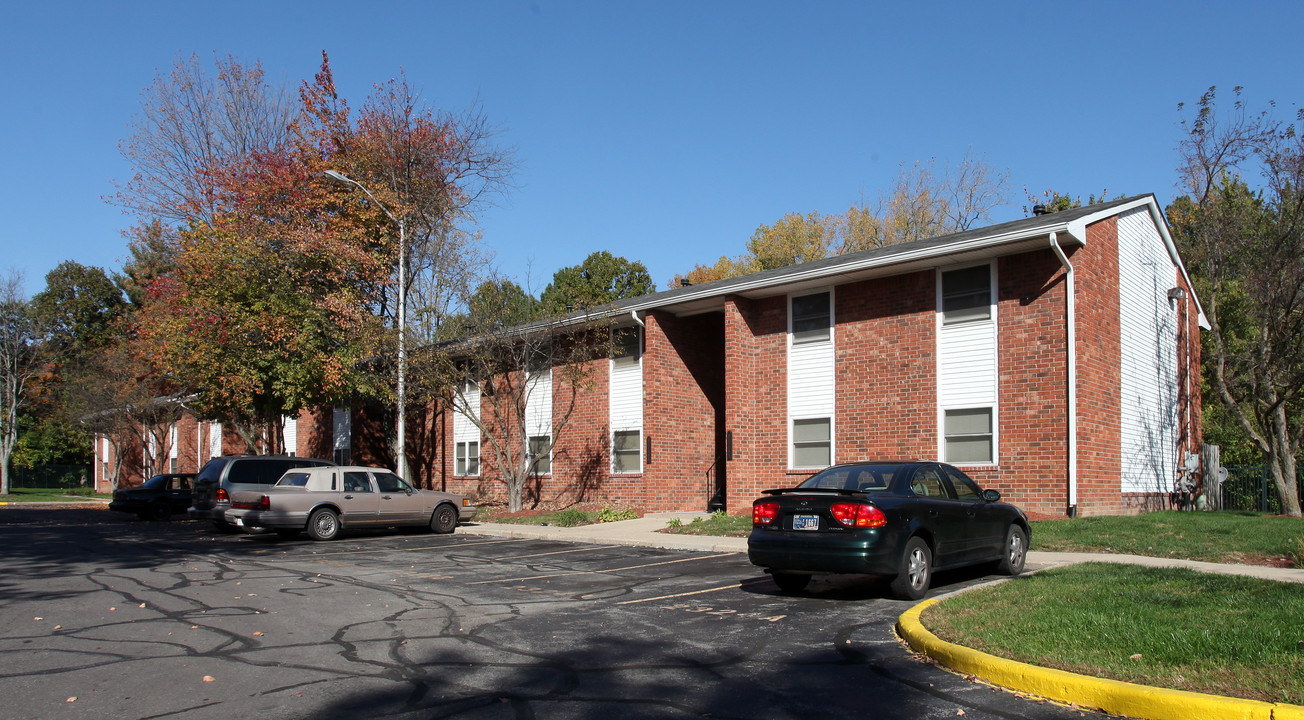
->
xmin=324 ymin=170 xmax=408 ymax=481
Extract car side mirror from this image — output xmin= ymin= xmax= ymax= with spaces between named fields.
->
xmin=982 ymin=489 xmax=1001 ymax=503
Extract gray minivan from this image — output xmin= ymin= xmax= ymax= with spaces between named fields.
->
xmin=188 ymin=455 xmax=333 ymax=531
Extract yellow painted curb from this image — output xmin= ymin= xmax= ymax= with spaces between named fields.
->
xmin=897 ymin=598 xmax=1304 ymax=720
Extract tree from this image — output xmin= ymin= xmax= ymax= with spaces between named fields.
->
xmin=541 ymin=251 xmax=655 ymax=313
xmin=1169 ymin=86 xmax=1304 ymax=517
xmin=672 ymin=152 xmax=1009 ymax=286
xmin=31 ymin=262 xmax=127 ymax=354
xmin=439 ymin=311 xmax=609 ymax=513
xmin=0 ymin=271 xmax=47 ymax=495
xmin=18 ymin=262 xmax=126 ymax=472
xmin=113 ymin=53 xmax=296 ymax=228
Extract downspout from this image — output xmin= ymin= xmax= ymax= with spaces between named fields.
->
xmin=630 ymin=310 xmax=645 ymax=328
xmin=1049 ymin=232 xmax=1079 ymax=517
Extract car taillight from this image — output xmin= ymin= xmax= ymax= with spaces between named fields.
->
xmin=231 ymin=495 xmax=271 ymax=511
xmin=753 ymin=501 xmax=780 ymax=526
xmin=215 ymin=488 xmax=230 ymax=505
xmin=831 ymin=502 xmax=887 ymax=528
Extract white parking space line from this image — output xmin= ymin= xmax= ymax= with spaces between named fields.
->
xmin=469 ymin=553 xmax=735 ymax=585
xmin=616 ymin=580 xmax=765 ymax=605
xmin=281 ymin=537 xmax=524 ymax=558
xmin=496 ymin=545 xmax=621 ymax=561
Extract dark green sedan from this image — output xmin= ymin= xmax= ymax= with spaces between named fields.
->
xmin=747 ymin=461 xmax=1029 ymax=600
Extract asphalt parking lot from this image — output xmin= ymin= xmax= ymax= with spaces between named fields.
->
xmin=0 ymin=508 xmax=1106 ymax=719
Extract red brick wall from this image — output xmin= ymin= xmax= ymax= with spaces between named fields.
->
xmin=968 ymin=248 xmax=1074 ymax=518
xmin=1073 ymin=218 xmax=1126 ymax=516
xmin=835 ymin=271 xmax=938 ymax=463
xmin=644 ymin=310 xmax=725 ymax=511
xmin=723 ymin=295 xmax=790 ymax=508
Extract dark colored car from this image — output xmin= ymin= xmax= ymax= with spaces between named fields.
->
xmin=108 ymin=473 xmax=196 ymax=521
xmin=747 ymin=461 xmax=1029 ymax=600
xmin=188 ymin=455 xmax=333 ymax=531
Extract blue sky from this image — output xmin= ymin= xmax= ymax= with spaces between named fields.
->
xmin=3 ymin=1 xmax=1302 ymax=298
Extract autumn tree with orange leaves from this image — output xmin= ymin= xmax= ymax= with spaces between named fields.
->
xmin=130 ymin=53 xmax=512 ymax=461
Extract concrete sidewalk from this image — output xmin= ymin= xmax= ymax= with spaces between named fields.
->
xmin=463 ymin=511 xmax=1304 ymax=584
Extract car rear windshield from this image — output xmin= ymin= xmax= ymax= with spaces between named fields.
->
xmin=276 ymin=472 xmax=311 ymax=487
xmin=798 ymin=464 xmax=903 ymax=491
xmin=195 ymin=458 xmax=232 ymax=485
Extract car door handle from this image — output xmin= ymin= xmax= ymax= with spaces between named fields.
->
xmin=344 ymin=494 xmax=355 ymax=499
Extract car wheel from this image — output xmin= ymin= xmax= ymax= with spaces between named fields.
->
xmin=771 ymin=572 xmax=811 ymax=593
xmin=148 ymin=500 xmax=172 ymax=521
xmin=274 ymin=529 xmax=300 ymax=539
xmin=996 ymin=525 xmax=1027 ymax=576
xmin=890 ymin=536 xmax=932 ymax=601
xmin=430 ymin=505 xmax=458 ymax=534
xmin=307 ymin=509 xmax=340 ymax=541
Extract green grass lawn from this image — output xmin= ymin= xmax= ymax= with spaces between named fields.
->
xmin=474 ymin=505 xmax=639 ymax=527
xmin=0 ymin=488 xmax=110 ymax=503
xmin=1032 ymin=510 xmax=1303 ymax=567
xmin=922 ymin=563 xmax=1304 ymax=705
xmin=662 ymin=511 xmax=752 ymax=536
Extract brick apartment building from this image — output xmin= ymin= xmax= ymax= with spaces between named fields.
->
xmin=95 ymin=195 xmax=1204 ymax=519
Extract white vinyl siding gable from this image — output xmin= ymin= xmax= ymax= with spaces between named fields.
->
xmin=1117 ymin=208 xmax=1180 ymax=493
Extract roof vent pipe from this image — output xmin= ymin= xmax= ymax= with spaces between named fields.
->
xmin=1033 ymin=204 xmax=1049 ymax=216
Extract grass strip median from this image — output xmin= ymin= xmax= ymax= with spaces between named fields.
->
xmin=920 ymin=562 xmax=1304 ymax=706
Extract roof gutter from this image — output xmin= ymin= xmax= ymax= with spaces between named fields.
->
xmin=1049 ymin=232 xmax=1078 ymax=517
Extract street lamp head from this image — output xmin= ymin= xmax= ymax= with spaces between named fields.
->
xmin=323 ymin=169 xmax=351 ymax=183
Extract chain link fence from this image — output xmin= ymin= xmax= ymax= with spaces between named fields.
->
xmin=7 ymin=465 xmax=94 ymax=490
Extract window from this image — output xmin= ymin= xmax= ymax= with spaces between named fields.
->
xmin=909 ymin=466 xmax=950 ymax=498
xmin=612 ymin=328 xmax=641 ymax=367
xmin=456 ymin=441 xmax=480 ymax=476
xmin=943 ymin=466 xmax=983 ymax=501
xmin=942 ymin=265 xmax=992 ymax=324
xmin=528 ymin=435 xmax=551 ymax=474
xmin=374 ymin=473 xmax=409 ymax=493
xmin=791 ymin=292 xmax=831 ymax=343
xmin=612 ymin=430 xmax=641 ymax=473
xmin=344 ymin=472 xmax=372 ymax=493
xmin=792 ymin=418 xmax=831 ymax=468
xmin=945 ymin=408 xmax=994 ymax=463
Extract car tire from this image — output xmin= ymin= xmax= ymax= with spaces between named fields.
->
xmin=890 ymin=536 xmax=932 ymax=600
xmin=430 ymin=505 xmax=458 ymax=535
xmin=995 ymin=525 xmax=1027 ymax=576
xmin=307 ymin=509 xmax=340 ymax=541
xmin=274 ymin=529 xmax=300 ymax=539
xmin=771 ymin=572 xmax=811 ymax=593
xmin=148 ymin=501 xmax=172 ymax=521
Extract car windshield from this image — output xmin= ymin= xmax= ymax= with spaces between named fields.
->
xmin=797 ymin=464 xmax=904 ymax=492
xmin=141 ymin=475 xmax=169 ymax=489
xmin=276 ymin=472 xmax=311 ymax=487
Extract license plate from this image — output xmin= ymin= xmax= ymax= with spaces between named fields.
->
xmin=793 ymin=514 xmax=820 ymax=531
